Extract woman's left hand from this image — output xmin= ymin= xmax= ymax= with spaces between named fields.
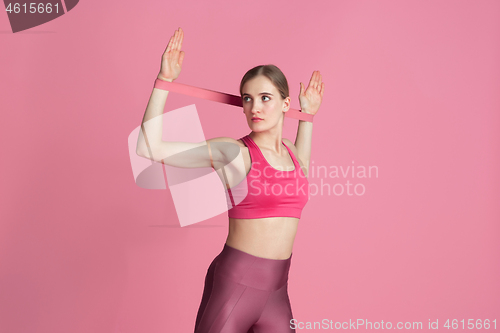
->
xmin=299 ymin=70 xmax=325 ymax=115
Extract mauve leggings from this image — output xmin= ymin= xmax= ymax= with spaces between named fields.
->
xmin=194 ymin=244 xmax=295 ymax=333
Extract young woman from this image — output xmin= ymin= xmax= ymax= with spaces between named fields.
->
xmin=136 ymin=27 xmax=324 ymax=333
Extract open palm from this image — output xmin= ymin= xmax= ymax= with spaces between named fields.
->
xmin=299 ymin=71 xmax=325 ymax=115
xmin=158 ymin=27 xmax=185 ymax=81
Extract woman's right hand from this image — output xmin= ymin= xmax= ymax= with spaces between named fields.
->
xmin=157 ymin=27 xmax=185 ymax=82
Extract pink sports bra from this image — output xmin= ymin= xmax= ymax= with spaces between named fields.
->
xmin=226 ymin=134 xmax=310 ymax=219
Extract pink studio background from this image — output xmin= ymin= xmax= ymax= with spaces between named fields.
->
xmin=1 ymin=0 xmax=499 ymax=332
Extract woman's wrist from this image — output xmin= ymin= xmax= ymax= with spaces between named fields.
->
xmin=157 ymin=75 xmax=174 ymax=82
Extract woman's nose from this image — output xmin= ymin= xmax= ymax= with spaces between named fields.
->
xmin=251 ymin=102 xmax=261 ymax=113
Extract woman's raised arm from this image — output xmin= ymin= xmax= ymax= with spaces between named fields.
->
xmin=136 ymin=27 xmax=185 ymax=158
xmin=135 ymin=28 xmax=241 ymax=170
xmin=295 ymin=70 xmax=324 ymax=176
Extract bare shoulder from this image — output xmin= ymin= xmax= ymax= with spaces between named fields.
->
xmin=206 ymin=136 xmax=246 ymax=162
xmin=207 ymin=136 xmax=245 ymax=147
xmin=282 ymin=137 xmax=298 ymax=156
xmin=283 ymin=137 xmax=306 ymax=166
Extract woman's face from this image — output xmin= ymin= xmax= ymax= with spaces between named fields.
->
xmin=241 ymin=75 xmax=290 ymax=131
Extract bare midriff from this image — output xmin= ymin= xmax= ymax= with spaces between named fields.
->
xmin=226 ymin=216 xmax=299 ymax=260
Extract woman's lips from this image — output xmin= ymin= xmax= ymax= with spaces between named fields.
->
xmin=252 ymin=118 xmax=263 ymax=122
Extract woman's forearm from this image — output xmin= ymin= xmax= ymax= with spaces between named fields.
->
xmin=136 ymin=78 xmax=173 ymax=157
xmin=295 ymin=70 xmax=323 ymax=176
xmin=295 ymin=119 xmax=313 ymax=176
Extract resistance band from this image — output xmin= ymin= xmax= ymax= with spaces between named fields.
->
xmin=153 ymin=79 xmax=314 ymax=122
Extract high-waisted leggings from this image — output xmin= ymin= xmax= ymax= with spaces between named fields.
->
xmin=194 ymin=243 xmax=295 ymax=333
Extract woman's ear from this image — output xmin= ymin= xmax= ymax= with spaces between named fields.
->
xmin=283 ymin=96 xmax=291 ymax=112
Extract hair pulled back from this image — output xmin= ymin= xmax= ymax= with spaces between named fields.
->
xmin=239 ymin=64 xmax=289 ymax=100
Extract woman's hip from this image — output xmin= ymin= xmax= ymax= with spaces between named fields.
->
xmin=210 ymin=243 xmax=292 ymax=292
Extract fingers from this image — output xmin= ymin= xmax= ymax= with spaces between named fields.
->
xmin=177 ymin=27 xmax=184 ymax=50
xmin=315 ymin=71 xmax=322 ymax=90
xmin=308 ymin=71 xmax=316 ymax=89
xmin=166 ymin=35 xmax=173 ymax=53
xmin=173 ymin=27 xmax=184 ymax=51
xmin=307 ymin=71 xmax=317 ymax=89
xmin=165 ymin=27 xmax=183 ymax=54
xmin=172 ymin=29 xmax=179 ymax=51
xmin=306 ymin=71 xmax=323 ymax=92
xmin=308 ymin=71 xmax=319 ymax=90
xmin=315 ymin=71 xmax=322 ymax=92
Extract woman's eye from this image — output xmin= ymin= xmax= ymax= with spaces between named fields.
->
xmin=243 ymin=96 xmax=269 ymax=102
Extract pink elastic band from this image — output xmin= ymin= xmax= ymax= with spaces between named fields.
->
xmin=154 ymin=78 xmax=314 ymax=122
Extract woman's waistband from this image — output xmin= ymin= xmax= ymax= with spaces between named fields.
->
xmin=214 ymin=243 xmax=292 ymax=291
